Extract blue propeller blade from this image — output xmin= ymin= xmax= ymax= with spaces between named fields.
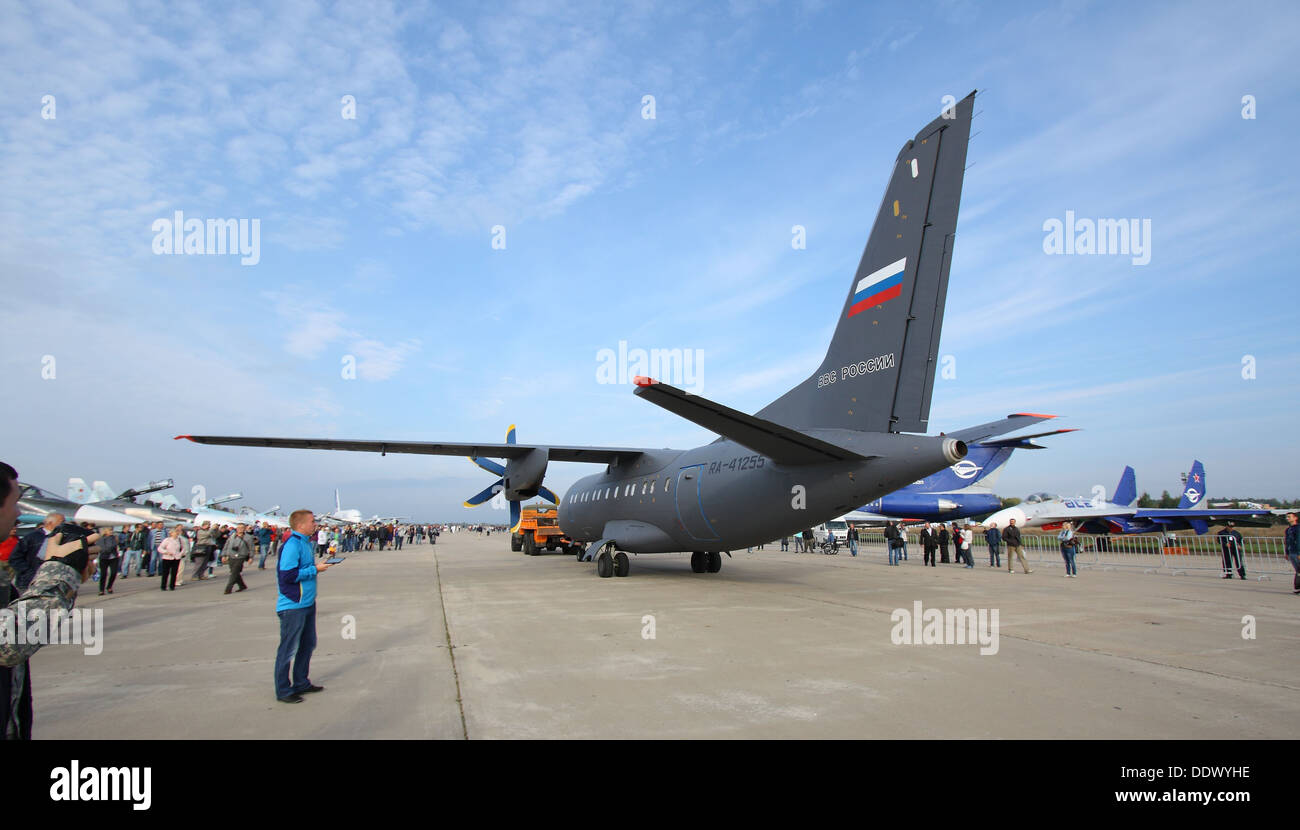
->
xmin=469 ymin=456 xmax=505 ymax=476
xmin=538 ymin=485 xmax=559 ymax=505
xmin=510 ymin=500 xmax=521 ymax=533
xmin=464 ymin=479 xmax=503 ymax=507
xmin=506 ymin=424 xmax=516 ymax=445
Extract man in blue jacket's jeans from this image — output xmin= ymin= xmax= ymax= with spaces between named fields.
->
xmin=274 ymin=510 xmax=333 ymax=704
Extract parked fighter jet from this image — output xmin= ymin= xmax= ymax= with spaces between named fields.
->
xmin=236 ymin=506 xmax=292 ymax=529
xmin=67 ymin=477 xmax=173 ymax=504
xmin=15 ymin=482 xmax=143 ymax=529
xmin=985 ymin=461 xmax=1274 ymax=535
xmin=179 ymin=92 xmax=1054 ymax=578
xmin=65 ymin=477 xmax=197 ymax=525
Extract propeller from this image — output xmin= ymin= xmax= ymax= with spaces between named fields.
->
xmin=464 ymin=425 xmax=559 ymax=533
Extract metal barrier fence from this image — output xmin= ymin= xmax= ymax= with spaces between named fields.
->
xmin=830 ymin=531 xmax=1294 ymax=580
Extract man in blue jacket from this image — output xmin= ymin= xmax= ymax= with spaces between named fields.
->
xmin=275 ymin=510 xmax=333 ymax=703
xmin=984 ymin=523 xmax=1002 ymax=568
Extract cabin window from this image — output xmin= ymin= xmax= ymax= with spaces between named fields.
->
xmin=649 ymin=481 xmax=655 ymax=494
xmin=664 ymin=477 xmax=671 ymax=493
xmin=605 ymin=487 xmax=611 ymax=499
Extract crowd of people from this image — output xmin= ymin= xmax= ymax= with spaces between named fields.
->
xmin=768 ymin=515 xmax=1300 ymax=585
xmin=0 ymin=516 xmax=445 ymax=598
xmin=769 ymin=519 xmax=1094 ymax=577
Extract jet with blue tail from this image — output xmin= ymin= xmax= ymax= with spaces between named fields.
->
xmin=984 ymin=460 xmax=1274 ymax=534
xmin=846 ymin=419 xmax=1077 ymax=522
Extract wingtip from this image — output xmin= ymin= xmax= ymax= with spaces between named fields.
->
xmin=1011 ymin=412 xmax=1057 ymax=419
xmin=174 ymin=435 xmax=194 ymax=442
xmin=633 ymin=375 xmax=658 ymax=387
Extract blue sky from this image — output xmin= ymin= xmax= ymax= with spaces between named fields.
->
xmin=3 ymin=0 xmax=1297 ymax=520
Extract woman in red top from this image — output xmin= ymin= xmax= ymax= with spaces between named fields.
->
xmin=0 ymin=528 xmax=18 ymax=561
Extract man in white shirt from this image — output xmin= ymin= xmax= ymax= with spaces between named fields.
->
xmin=316 ymin=527 xmax=330 ymax=558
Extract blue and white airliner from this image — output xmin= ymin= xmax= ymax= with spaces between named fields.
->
xmin=844 ymin=417 xmax=1076 ymax=523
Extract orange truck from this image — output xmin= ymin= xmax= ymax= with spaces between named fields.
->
xmin=511 ymin=504 xmax=581 ymax=556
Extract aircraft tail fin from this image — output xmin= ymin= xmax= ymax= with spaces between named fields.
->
xmin=336 ymin=489 xmax=341 ymax=513
xmin=153 ymin=494 xmax=183 ymax=510
xmin=756 ymin=91 xmax=976 ymax=434
xmin=91 ymin=481 xmax=116 ymax=502
xmin=67 ymin=478 xmax=91 ymax=504
xmin=1114 ymin=466 xmax=1137 ymax=507
xmin=1178 ymin=460 xmax=1206 ymax=509
xmin=966 ymin=446 xmax=1015 ymax=490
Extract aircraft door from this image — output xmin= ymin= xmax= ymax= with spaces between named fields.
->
xmin=675 ymin=465 xmax=720 ymax=542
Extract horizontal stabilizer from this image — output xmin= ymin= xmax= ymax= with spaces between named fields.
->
xmin=945 ymin=414 xmax=1059 ymax=445
xmin=979 ymin=427 xmax=1079 ymax=450
xmin=632 ymin=377 xmax=870 ymax=465
xmin=176 ymin=435 xmax=646 ymax=465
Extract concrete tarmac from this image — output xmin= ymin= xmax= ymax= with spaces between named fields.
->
xmin=29 ymin=533 xmax=1300 ymax=739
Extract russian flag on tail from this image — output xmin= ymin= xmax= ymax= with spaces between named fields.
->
xmin=847 ymin=257 xmax=906 ymax=318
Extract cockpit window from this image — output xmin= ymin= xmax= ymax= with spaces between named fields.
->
xmin=19 ymin=483 xmax=58 ymax=500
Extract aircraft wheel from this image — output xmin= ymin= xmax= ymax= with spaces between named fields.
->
xmin=690 ymin=551 xmax=706 ymax=573
xmin=706 ymin=551 xmax=722 ymax=573
xmin=614 ymin=551 xmax=630 ymax=577
xmin=575 ymin=548 xmax=585 ymax=562
xmin=596 ymin=551 xmax=614 ymax=578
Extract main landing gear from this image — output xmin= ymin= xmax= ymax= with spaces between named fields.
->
xmin=690 ymin=551 xmax=722 ymax=574
xmin=596 ymin=544 xmax=631 ymax=578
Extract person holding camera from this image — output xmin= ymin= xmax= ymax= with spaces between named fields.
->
xmin=1058 ymin=521 xmax=1080 ymax=578
xmin=1 ymin=462 xmax=101 ymax=739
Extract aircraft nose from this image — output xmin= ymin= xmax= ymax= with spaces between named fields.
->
xmin=988 ymin=506 xmax=1025 ymax=528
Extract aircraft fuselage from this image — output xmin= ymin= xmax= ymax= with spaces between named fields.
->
xmin=560 ymin=430 xmax=963 ymax=552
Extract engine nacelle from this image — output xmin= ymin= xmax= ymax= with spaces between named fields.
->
xmin=504 ymin=448 xmax=549 ymax=500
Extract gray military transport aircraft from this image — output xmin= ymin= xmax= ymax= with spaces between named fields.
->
xmin=179 ymin=91 xmax=1044 ymax=578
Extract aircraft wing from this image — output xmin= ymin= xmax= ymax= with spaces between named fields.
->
xmin=631 ymin=377 xmax=871 ymax=464
xmin=1030 ymin=505 xmax=1138 ymax=524
xmin=176 ymin=435 xmax=648 ymax=465
xmin=1134 ymin=508 xmax=1275 ymax=522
